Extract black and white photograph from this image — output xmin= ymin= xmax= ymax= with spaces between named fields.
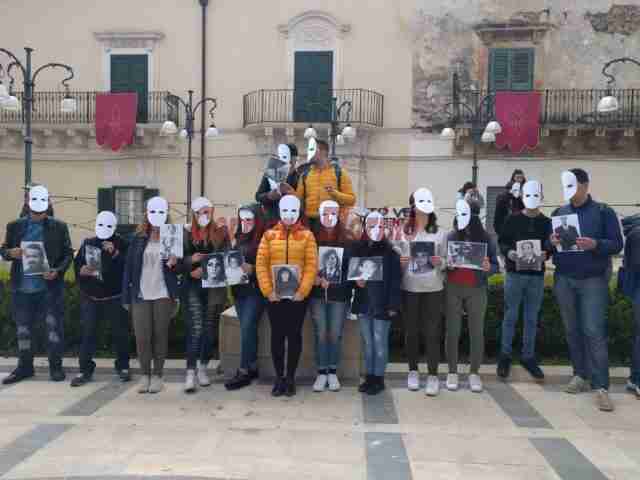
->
xmin=202 ymin=253 xmax=226 ymax=288
xmin=447 ymin=241 xmax=487 ymax=271
xmin=409 ymin=241 xmax=435 ymax=275
xmin=224 ymin=250 xmax=248 ymax=286
xmin=516 ymin=240 xmax=544 ymax=272
xmin=552 ymin=214 xmax=582 ymax=252
xmin=347 ymin=257 xmax=384 ymax=282
xmin=272 ymin=264 xmax=300 ymax=299
xmin=160 ymin=224 xmax=184 ymax=259
xmin=391 ymin=240 xmax=410 ymax=258
xmin=318 ymin=246 xmax=344 ymax=284
xmin=21 ymin=241 xmax=50 ymax=276
xmin=85 ymin=245 xmax=103 ymax=280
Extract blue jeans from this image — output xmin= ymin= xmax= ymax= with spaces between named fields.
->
xmin=234 ymin=293 xmax=266 ymax=371
xmin=310 ymin=298 xmax=348 ymax=371
xmin=358 ymin=314 xmax=390 ymax=376
xmin=501 ymin=273 xmax=545 ymax=359
xmin=631 ymin=289 xmax=640 ymax=385
xmin=554 ymin=274 xmax=610 ymax=390
xmin=12 ymin=281 xmax=65 ymax=373
xmin=79 ymin=296 xmax=130 ymax=375
xmin=184 ymin=286 xmax=220 ymax=369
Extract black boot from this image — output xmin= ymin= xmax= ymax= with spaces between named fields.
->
xmin=367 ymin=375 xmax=386 ymax=395
xmin=359 ymin=375 xmax=373 ymax=393
xmin=284 ymin=377 xmax=296 ymax=397
xmin=225 ymin=370 xmax=253 ymax=391
xmin=271 ymin=377 xmax=286 ymax=397
xmin=2 ymin=368 xmax=34 ymax=385
xmin=497 ymin=355 xmax=512 ymax=380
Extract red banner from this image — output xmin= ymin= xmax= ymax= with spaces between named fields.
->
xmin=495 ymin=91 xmax=541 ymax=154
xmin=95 ymin=93 xmax=138 ymax=152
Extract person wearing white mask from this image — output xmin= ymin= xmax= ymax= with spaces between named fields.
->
xmin=180 ymin=196 xmax=231 ymax=393
xmin=122 ymin=196 xmax=179 ymax=394
xmin=550 ymin=169 xmax=623 ymax=412
xmin=497 ymin=181 xmax=552 ymax=382
xmin=399 ymin=188 xmax=447 ymax=396
xmin=1 ymin=185 xmax=73 ymax=385
xmin=256 ymin=195 xmax=318 ymax=397
xmin=71 ymin=211 xmax=130 ymax=387
xmin=351 ymin=211 xmax=402 ymax=396
xmin=493 ymin=169 xmax=526 ymax=239
xmin=445 ymin=198 xmax=499 ymax=394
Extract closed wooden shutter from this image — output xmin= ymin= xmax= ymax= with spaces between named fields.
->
xmin=489 ymin=48 xmax=534 ymax=91
xmin=489 ymin=49 xmax=511 ymax=91
xmin=110 ymin=54 xmax=149 ymax=123
xmin=97 ymin=188 xmax=115 ymax=213
xmin=486 ymin=186 xmax=505 ymax=235
xmin=293 ymin=51 xmax=333 ymax=123
xmin=510 ymin=49 xmax=535 ymax=91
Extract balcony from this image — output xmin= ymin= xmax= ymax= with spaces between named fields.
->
xmin=243 ymin=89 xmax=384 ymax=128
xmin=0 ymin=91 xmax=177 ymax=125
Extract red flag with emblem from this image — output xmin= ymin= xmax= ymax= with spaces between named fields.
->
xmin=95 ymin=93 xmax=138 ymax=151
xmin=495 ymin=91 xmax=541 ymax=154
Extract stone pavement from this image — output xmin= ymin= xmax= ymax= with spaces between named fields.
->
xmin=0 ymin=358 xmax=639 ymax=480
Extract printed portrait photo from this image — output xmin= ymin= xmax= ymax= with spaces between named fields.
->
xmin=85 ymin=245 xmax=103 ymax=280
xmin=447 ymin=241 xmax=487 ymax=271
xmin=224 ymin=250 xmax=248 ymax=286
xmin=391 ymin=240 xmax=410 ymax=258
xmin=552 ymin=214 xmax=582 ymax=252
xmin=202 ymin=253 xmax=226 ymax=288
xmin=272 ymin=264 xmax=300 ymax=299
xmin=21 ymin=241 xmax=50 ymax=276
xmin=409 ymin=241 xmax=435 ymax=275
xmin=347 ymin=257 xmax=384 ymax=282
xmin=516 ymin=239 xmax=543 ymax=272
xmin=318 ymin=247 xmax=344 ymax=284
xmin=160 ymin=224 xmax=184 ymax=259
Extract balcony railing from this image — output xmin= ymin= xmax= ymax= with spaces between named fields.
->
xmin=0 ymin=91 xmax=177 ymax=125
xmin=455 ymin=89 xmax=640 ymax=127
xmin=243 ymin=89 xmax=384 ymax=128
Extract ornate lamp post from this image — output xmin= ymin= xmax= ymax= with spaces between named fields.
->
xmin=303 ymin=96 xmax=357 ymax=162
xmin=0 ymin=47 xmax=76 ymax=188
xmin=160 ymin=89 xmax=219 ymax=216
xmin=597 ymin=57 xmax=640 ymax=114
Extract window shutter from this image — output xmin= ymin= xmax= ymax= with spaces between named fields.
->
xmin=485 ymin=186 xmax=505 ymax=235
xmin=510 ymin=49 xmax=534 ymax=91
xmin=489 ymin=49 xmax=511 ymax=91
xmin=144 ymin=188 xmax=159 ymax=204
xmin=97 ymin=188 xmax=115 ymax=214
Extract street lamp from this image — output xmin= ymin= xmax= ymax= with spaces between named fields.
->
xmin=0 ymin=47 xmax=76 ymax=187
xmin=304 ymin=96 xmax=356 ymax=162
xmin=160 ymin=89 xmax=219 ymax=216
xmin=597 ymin=57 xmax=640 ymax=114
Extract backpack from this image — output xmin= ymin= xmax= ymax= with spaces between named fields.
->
xmin=299 ymin=162 xmax=343 ymax=216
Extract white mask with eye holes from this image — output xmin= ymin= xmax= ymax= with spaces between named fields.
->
xmin=146 ymin=197 xmax=168 ymax=227
xmin=365 ymin=211 xmax=385 ymax=242
xmin=510 ymin=182 xmax=522 ymax=199
xmin=307 ymin=137 xmax=317 ymax=163
xmin=561 ymin=171 xmax=578 ymax=202
xmin=279 ymin=195 xmax=300 ymax=226
xmin=95 ymin=211 xmax=118 ymax=240
xmin=278 ymin=144 xmax=291 ymax=165
xmin=29 ymin=185 xmax=49 ymax=213
xmin=413 ymin=188 xmax=435 ymax=214
xmin=239 ymin=208 xmax=256 ymax=234
xmin=522 ymin=181 xmax=542 ymax=210
xmin=319 ymin=200 xmax=339 ymax=228
xmin=456 ymin=199 xmax=471 ymax=231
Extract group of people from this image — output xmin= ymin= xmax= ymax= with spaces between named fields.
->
xmin=1 ymin=138 xmax=639 ymax=413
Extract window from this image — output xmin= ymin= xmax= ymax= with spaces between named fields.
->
xmin=97 ymin=187 xmax=158 ymax=235
xmin=489 ymin=48 xmax=534 ymax=91
xmin=110 ymin=55 xmax=149 ymax=123
xmin=293 ymin=51 xmax=334 ymax=123
xmin=485 ymin=186 xmax=505 ymax=235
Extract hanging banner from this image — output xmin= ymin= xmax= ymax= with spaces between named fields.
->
xmin=495 ymin=91 xmax=541 ymax=154
xmin=95 ymin=93 xmax=138 ymax=152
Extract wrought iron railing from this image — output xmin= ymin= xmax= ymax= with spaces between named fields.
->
xmin=243 ymin=88 xmax=384 ymax=128
xmin=0 ymin=91 xmax=176 ymax=125
xmin=456 ymin=88 xmax=640 ymax=127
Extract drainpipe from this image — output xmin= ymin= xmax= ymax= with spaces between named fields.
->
xmin=199 ymin=0 xmax=209 ymax=197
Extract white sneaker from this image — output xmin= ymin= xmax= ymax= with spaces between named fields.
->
xmin=407 ymin=370 xmax=420 ymax=391
xmin=313 ymin=374 xmax=328 ymax=392
xmin=425 ymin=375 xmax=440 ymax=397
xmin=566 ymin=375 xmax=589 ymax=394
xmin=197 ymin=362 xmax=211 ymax=387
xmin=626 ymin=379 xmax=637 ymax=392
xmin=148 ymin=375 xmax=164 ymax=394
xmin=184 ymin=369 xmax=197 ymax=393
xmin=137 ymin=375 xmax=151 ymax=394
xmin=328 ymin=373 xmax=341 ymax=392
xmin=446 ymin=373 xmax=459 ymax=391
xmin=469 ymin=374 xmax=483 ymax=393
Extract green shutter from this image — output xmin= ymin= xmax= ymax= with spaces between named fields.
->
xmin=489 ymin=49 xmax=511 ymax=91
xmin=97 ymin=187 xmax=115 ymax=213
xmin=293 ymin=51 xmax=334 ymax=123
xmin=510 ymin=49 xmax=534 ymax=91
xmin=144 ymin=188 xmax=159 ymax=203
xmin=110 ymin=55 xmax=149 ymax=123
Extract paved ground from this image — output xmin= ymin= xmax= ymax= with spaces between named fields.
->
xmin=0 ymin=359 xmax=639 ymax=480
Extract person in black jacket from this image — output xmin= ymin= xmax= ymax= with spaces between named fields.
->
xmin=493 ymin=169 xmax=526 ymax=238
xmin=352 ymin=211 xmax=402 ymax=395
xmin=71 ymin=211 xmax=130 ymax=387
xmin=1 ymin=185 xmax=73 ymax=385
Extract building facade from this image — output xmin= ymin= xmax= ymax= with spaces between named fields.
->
xmin=1 ymin=0 xmax=639 ymax=245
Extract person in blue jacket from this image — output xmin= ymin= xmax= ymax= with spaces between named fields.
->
xmin=620 ymin=214 xmax=640 ymax=399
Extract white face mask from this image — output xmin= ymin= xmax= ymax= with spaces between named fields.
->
xmin=456 ymin=199 xmax=471 ymax=231
xmin=561 ymin=171 xmax=578 ymax=202
xmin=319 ymin=200 xmax=339 ymax=228
xmin=307 ymin=138 xmax=317 ymax=163
xmin=365 ymin=212 xmax=385 ymax=242
xmin=522 ymin=181 xmax=542 ymax=210
xmin=413 ymin=188 xmax=435 ymax=214
xmin=510 ymin=182 xmax=521 ymax=199
xmin=29 ymin=185 xmax=49 ymax=213
xmin=95 ymin=211 xmax=118 ymax=240
xmin=279 ymin=195 xmax=301 ymax=226
xmin=197 ymin=214 xmax=210 ymax=227
xmin=278 ymin=144 xmax=291 ymax=164
xmin=147 ymin=197 xmax=168 ymax=227
xmin=239 ymin=209 xmax=255 ymax=234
